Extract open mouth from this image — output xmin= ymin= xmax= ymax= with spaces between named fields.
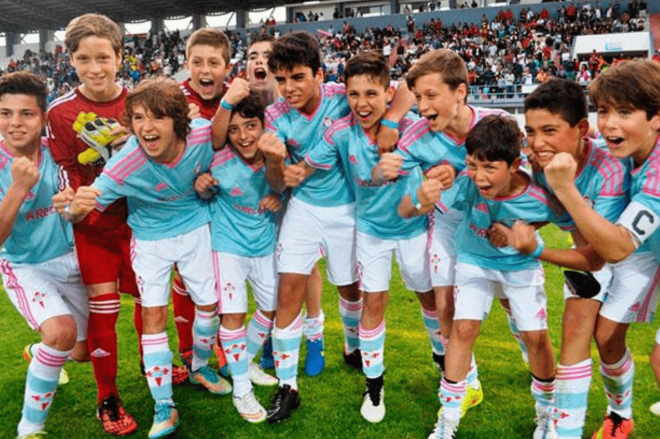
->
xmin=606 ymin=136 xmax=624 ymax=146
xmin=142 ymin=134 xmax=159 ymax=148
xmin=425 ymin=114 xmax=438 ymax=123
xmin=254 ymin=68 xmax=267 ymax=80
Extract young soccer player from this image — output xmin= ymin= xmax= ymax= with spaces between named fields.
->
xmin=498 ymin=78 xmax=629 ymax=439
xmin=244 ymin=33 xmax=326 ymax=373
xmin=417 ymin=115 xmax=560 ymax=439
xmin=258 ymin=31 xmax=413 ymax=423
xmin=538 ymin=60 xmax=660 ymax=439
xmin=0 ymin=71 xmax=89 ymax=439
xmin=194 ymin=92 xmax=280 ymax=423
xmin=374 ymin=48 xmax=508 ymax=412
xmin=47 ymin=13 xmax=142 ymax=435
xmin=294 ymin=51 xmax=437 ymax=423
xmin=65 ymin=77 xmax=231 ymax=439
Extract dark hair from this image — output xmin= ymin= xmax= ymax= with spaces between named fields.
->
xmin=406 ymin=49 xmax=469 ymax=103
xmin=0 ymin=71 xmax=48 ymax=112
xmin=232 ymin=92 xmax=266 ymax=125
xmin=268 ymin=32 xmax=320 ymax=74
xmin=123 ymin=77 xmax=190 ymax=140
xmin=589 ymin=60 xmax=660 ymax=121
xmin=250 ymin=33 xmax=276 ymax=47
xmin=524 ymin=78 xmax=587 ymax=127
xmin=466 ymin=114 xmax=521 ymax=165
xmin=344 ymin=51 xmax=390 ymax=89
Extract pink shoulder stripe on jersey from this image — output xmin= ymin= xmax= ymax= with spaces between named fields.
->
xmin=0 ymin=260 xmax=40 ymax=330
xmin=0 ymin=154 xmax=9 ymax=171
xmin=212 ymin=147 xmax=236 ymax=167
xmin=436 ymin=201 xmax=450 ymax=214
xmin=324 ymin=82 xmax=346 ymax=97
xmin=643 ymin=164 xmax=660 ymax=196
xmin=266 ymin=101 xmax=290 ymax=122
xmin=187 ymin=126 xmax=212 ymax=145
xmin=591 ymin=152 xmax=624 ymax=195
xmin=305 ymin=155 xmax=332 ymax=170
xmin=105 ymin=150 xmax=147 ymax=184
xmin=324 ymin=115 xmax=353 ymax=144
xmin=399 ymin=119 xmax=430 ymax=152
xmin=527 ymin=185 xmax=555 ymax=208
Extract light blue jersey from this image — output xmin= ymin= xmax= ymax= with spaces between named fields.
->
xmin=396 ymin=106 xmax=510 ymax=174
xmin=93 ymin=119 xmax=213 ymax=241
xmin=265 ymin=83 xmax=353 ymax=207
xmin=625 ymin=137 xmax=660 ymax=260
xmin=0 ymin=140 xmax=73 ymax=263
xmin=438 ymin=173 xmax=563 ymax=271
xmin=534 ymin=138 xmax=629 ymax=231
xmin=208 ymin=146 xmax=278 ymax=257
xmin=305 ymin=112 xmax=426 ymax=240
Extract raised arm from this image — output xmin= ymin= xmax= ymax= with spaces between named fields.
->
xmin=0 ymin=158 xmax=39 ymax=247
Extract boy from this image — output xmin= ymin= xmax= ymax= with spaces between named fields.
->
xmin=65 ymin=78 xmax=231 ymax=439
xmin=258 ymin=31 xmax=412 ymax=423
xmin=374 ymin=48 xmax=508 ymax=412
xmin=538 ymin=60 xmax=660 ymax=439
xmin=416 ymin=115 xmax=560 ymax=439
xmin=47 ymin=13 xmax=141 ymax=435
xmin=245 ymin=32 xmax=326 ymax=373
xmin=295 ymin=51 xmax=438 ymax=423
xmin=499 ymin=78 xmax=629 ymax=439
xmin=0 ymin=72 xmax=88 ymax=439
xmin=194 ymin=92 xmax=280 ymax=424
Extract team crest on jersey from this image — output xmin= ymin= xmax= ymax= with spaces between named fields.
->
xmin=323 ymin=117 xmax=333 ymax=128
xmin=349 ymin=155 xmax=358 ymax=166
xmin=32 ymin=291 xmax=47 ymax=308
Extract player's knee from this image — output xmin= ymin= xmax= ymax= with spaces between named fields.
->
xmin=520 ymin=330 xmax=550 ymax=352
xmin=338 ymin=282 xmax=360 ymax=301
xmin=363 ymin=292 xmax=387 ymax=316
xmin=452 ymin=320 xmax=480 ymax=344
xmin=650 ymin=346 xmax=660 ymax=371
xmin=41 ymin=318 xmax=77 ymax=351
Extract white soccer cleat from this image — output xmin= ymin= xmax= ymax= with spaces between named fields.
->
xmin=233 ymin=390 xmax=267 ymax=423
xmin=650 ymin=401 xmax=660 ymax=417
xmin=248 ymin=362 xmax=278 ymax=386
xmin=533 ymin=406 xmax=558 ymax=439
xmin=360 ymin=375 xmax=385 ymax=423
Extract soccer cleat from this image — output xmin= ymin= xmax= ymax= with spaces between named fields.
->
xmin=343 ymin=348 xmax=362 ymax=370
xmin=189 ymin=365 xmax=233 ymax=395
xmin=17 ymin=431 xmax=47 ymax=439
xmin=437 ymin=381 xmax=483 ymax=419
xmin=533 ymin=406 xmax=558 ymax=439
xmin=590 ymin=412 xmax=634 ymax=439
xmin=248 ymin=361 xmax=278 ymax=386
xmin=564 ymin=270 xmax=601 ymax=299
xmin=24 ymin=344 xmax=69 ymax=385
xmin=148 ymin=402 xmax=179 ymax=439
xmin=360 ymin=375 xmax=385 ymax=423
xmin=428 ymin=415 xmax=459 ymax=439
xmin=433 ymin=352 xmax=445 ymax=373
xmin=96 ymin=394 xmax=139 ymax=436
xmin=233 ymin=390 xmax=267 ymax=423
xmin=304 ymin=338 xmax=325 ymax=377
xmin=266 ymin=384 xmax=301 ymax=423
xmin=650 ymin=401 xmax=660 ymax=417
xmin=260 ymin=337 xmax=275 ymax=370
xmin=171 ymin=364 xmax=189 ymax=385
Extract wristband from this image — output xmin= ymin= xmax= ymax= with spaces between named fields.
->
xmin=529 ymin=240 xmax=545 ymax=259
xmin=380 ymin=118 xmax=398 ymax=130
xmin=220 ymin=98 xmax=235 ymax=111
xmin=411 ymin=188 xmax=422 ymax=210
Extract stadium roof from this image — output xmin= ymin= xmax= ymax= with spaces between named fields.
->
xmin=0 ymin=0 xmax=297 ymax=34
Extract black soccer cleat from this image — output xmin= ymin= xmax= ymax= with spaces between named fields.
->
xmin=266 ymin=384 xmax=301 ymax=423
xmin=343 ymin=348 xmax=363 ymax=370
xmin=433 ymin=352 xmax=445 ymax=373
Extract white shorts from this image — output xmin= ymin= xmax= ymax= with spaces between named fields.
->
xmin=600 ymin=251 xmax=660 ymax=324
xmin=277 ymin=197 xmax=357 ymax=286
xmin=1 ymin=252 xmax=88 ymax=341
xmin=429 ymin=209 xmax=463 ymax=287
xmin=214 ymin=251 xmax=278 ymax=314
xmin=356 ymin=231 xmax=432 ymax=293
xmin=131 ymin=225 xmax=217 ymax=308
xmin=563 ymin=264 xmax=611 ymax=303
xmin=454 ymin=262 xmax=548 ymax=331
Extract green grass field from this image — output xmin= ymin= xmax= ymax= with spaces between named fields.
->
xmin=1 ymin=225 xmax=659 ymax=438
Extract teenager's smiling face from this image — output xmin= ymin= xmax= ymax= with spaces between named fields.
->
xmin=597 ymin=104 xmax=660 ymax=166
xmin=274 ymin=65 xmax=323 ymax=115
